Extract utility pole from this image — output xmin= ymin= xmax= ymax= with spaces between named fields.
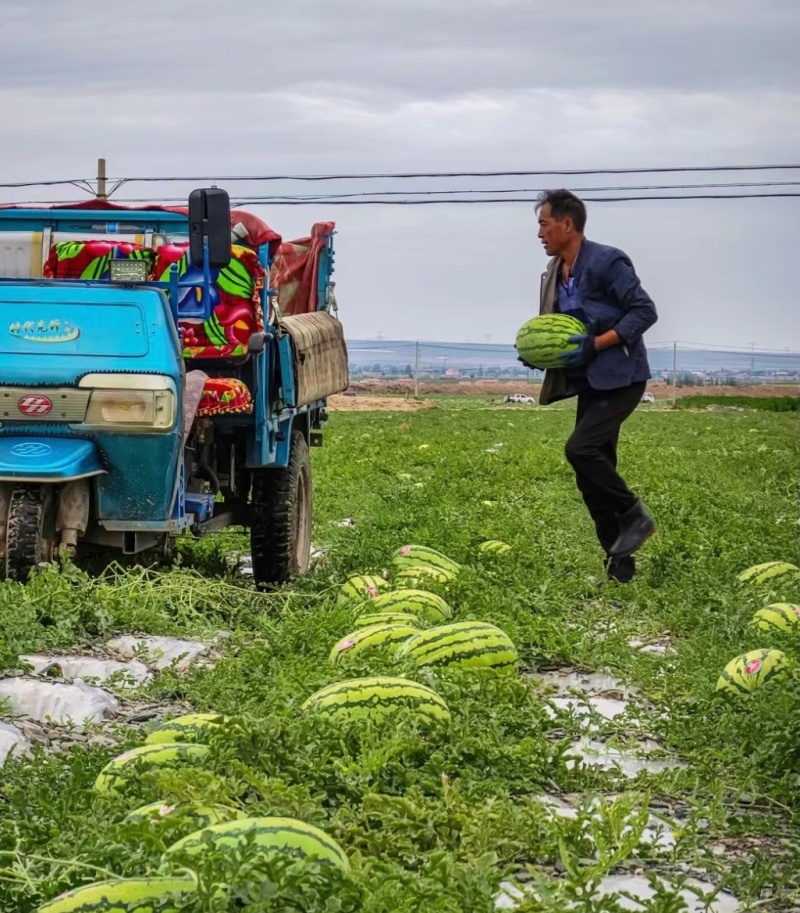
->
xmin=671 ymin=341 xmax=678 ymax=406
xmin=749 ymin=342 xmax=755 ymax=373
xmin=414 ymin=340 xmax=420 ymax=397
xmin=96 ymin=157 xmax=107 ymax=200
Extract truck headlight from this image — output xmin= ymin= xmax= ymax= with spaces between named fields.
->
xmin=79 ymin=374 xmax=177 ymax=431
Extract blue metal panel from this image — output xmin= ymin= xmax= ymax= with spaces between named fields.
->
xmin=275 ymin=416 xmax=295 ymax=467
xmin=101 ymin=518 xmax=188 ymax=532
xmin=0 ymin=437 xmax=105 ymax=482
xmin=0 ymin=284 xmax=181 ymax=384
xmin=277 ymin=334 xmax=296 ymax=407
xmin=0 ymin=209 xmax=189 ymax=234
xmin=316 ymin=231 xmax=335 ymax=310
xmin=92 ymin=432 xmax=182 ymax=523
xmin=251 ymin=344 xmax=270 ymax=466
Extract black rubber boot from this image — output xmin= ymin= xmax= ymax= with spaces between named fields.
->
xmin=606 ymin=555 xmax=636 ymax=584
xmin=608 ymin=499 xmax=655 ymax=558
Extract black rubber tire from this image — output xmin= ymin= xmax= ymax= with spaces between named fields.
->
xmin=5 ymin=485 xmax=53 ymax=582
xmin=250 ymin=430 xmax=312 ymax=589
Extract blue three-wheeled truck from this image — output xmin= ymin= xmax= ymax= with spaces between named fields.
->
xmin=0 ymin=190 xmax=349 ymax=587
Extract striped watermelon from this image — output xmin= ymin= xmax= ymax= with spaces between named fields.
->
xmin=391 ymin=545 xmax=461 ymax=576
xmin=124 ymin=801 xmax=245 ymax=828
xmin=396 ymin=621 xmax=519 ymax=672
xmin=94 ymin=743 xmax=210 ymax=793
xmin=302 ymin=675 xmax=450 ymax=723
xmin=362 ymin=589 xmax=451 ymax=624
xmin=478 ymin=540 xmax=512 ymax=556
xmin=750 ymin=603 xmax=800 ymax=634
xmin=38 ymin=875 xmax=197 ymax=912
xmin=144 ymin=712 xmax=228 ymax=745
xmin=515 ymin=313 xmax=587 ymax=370
xmin=737 ymin=561 xmax=800 ymax=586
xmin=337 ymin=574 xmax=389 ymax=604
xmin=165 ymin=816 xmax=350 ymax=870
xmin=329 ymin=624 xmax=420 ymax=665
xmin=716 ymin=649 xmax=790 ymax=695
xmin=355 ymin=611 xmax=422 ymax=628
xmin=394 ymin=565 xmax=455 ymax=590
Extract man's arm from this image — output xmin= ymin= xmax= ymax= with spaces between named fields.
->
xmin=604 ymin=252 xmax=658 ymax=345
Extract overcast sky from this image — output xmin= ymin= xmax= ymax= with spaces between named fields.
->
xmin=1 ymin=0 xmax=798 ymax=350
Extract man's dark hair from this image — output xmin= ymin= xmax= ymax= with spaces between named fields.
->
xmin=535 ymin=189 xmax=587 ymax=232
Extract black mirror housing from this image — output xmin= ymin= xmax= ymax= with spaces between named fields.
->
xmin=188 ymin=188 xmax=232 ymax=269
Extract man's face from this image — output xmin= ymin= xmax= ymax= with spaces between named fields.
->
xmin=537 ymin=203 xmax=573 ymax=257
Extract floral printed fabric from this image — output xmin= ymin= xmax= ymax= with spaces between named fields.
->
xmin=196 ymin=377 xmax=253 ymax=417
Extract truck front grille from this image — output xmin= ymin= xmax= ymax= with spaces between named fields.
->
xmin=0 ymin=387 xmax=91 ymax=422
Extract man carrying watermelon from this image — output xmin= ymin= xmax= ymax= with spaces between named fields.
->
xmin=524 ymin=189 xmax=658 ymax=582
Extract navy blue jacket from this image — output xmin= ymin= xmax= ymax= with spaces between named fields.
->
xmin=538 ymin=238 xmax=658 ymax=404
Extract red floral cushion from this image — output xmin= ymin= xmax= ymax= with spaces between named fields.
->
xmin=196 ymin=378 xmax=253 ymax=417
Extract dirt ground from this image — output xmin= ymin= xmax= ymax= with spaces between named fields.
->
xmin=342 ymin=379 xmax=798 ymax=400
xmin=327 ymin=394 xmax=438 ymax=412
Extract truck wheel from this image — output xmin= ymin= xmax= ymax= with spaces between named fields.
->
xmin=250 ymin=430 xmax=312 ymax=589
xmin=5 ymin=485 xmax=55 ymax=582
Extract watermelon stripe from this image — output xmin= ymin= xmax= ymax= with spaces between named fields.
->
xmin=392 ymin=546 xmax=461 ymax=573
xmin=717 ymin=670 xmax=750 ymax=693
xmin=312 ymin=682 xmax=446 ymax=705
xmin=174 ymin=822 xmax=347 ymax=861
xmin=418 ymin=644 xmax=518 ymax=667
xmin=38 ymin=876 xmax=197 ymax=912
xmin=402 ymin=625 xmax=504 ymax=654
xmin=331 ymin=624 xmax=419 ymax=663
xmin=108 ymin=744 xmax=208 ymax=770
xmin=319 ymin=694 xmax=448 ymax=714
xmin=407 ymin=633 xmax=508 ymax=661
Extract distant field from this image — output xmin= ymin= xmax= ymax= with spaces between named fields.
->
xmin=349 ymin=378 xmax=800 ymax=399
xmin=676 ymin=394 xmax=799 ymax=412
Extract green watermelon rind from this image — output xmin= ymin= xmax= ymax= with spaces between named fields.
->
xmin=515 ymin=314 xmax=587 ymax=369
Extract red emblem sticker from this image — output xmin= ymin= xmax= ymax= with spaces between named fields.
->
xmin=745 ymin=659 xmax=762 ymax=675
xmin=367 ymin=587 xmax=379 ymax=598
xmin=18 ymin=394 xmax=53 ymax=416
xmin=400 ymin=546 xmax=411 ymax=555
xmin=338 ymin=639 xmax=355 ymax=652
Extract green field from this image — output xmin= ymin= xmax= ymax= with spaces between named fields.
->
xmin=0 ymin=401 xmax=798 ymax=912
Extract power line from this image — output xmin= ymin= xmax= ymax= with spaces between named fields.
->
xmin=232 ymin=193 xmax=800 ymax=204
xmin=103 ymin=163 xmax=800 ymax=187
xmin=7 ymin=182 xmax=800 ymax=207
xmin=8 ymin=192 xmax=800 ymax=209
xmin=219 ymin=180 xmax=800 ymax=201
xmin=0 ymin=178 xmax=95 ymax=191
xmin=2 ymin=163 xmax=800 ymax=193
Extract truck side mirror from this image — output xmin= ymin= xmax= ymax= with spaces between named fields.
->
xmin=188 ymin=188 xmax=231 ymax=269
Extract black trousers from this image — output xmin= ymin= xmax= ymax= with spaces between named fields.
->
xmin=565 ymin=381 xmax=646 ymax=556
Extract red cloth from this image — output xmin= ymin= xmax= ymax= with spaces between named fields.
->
xmin=3 ymin=200 xmax=333 ymax=317
xmin=196 ymin=377 xmax=253 ymax=416
xmin=270 ymin=221 xmax=335 ymax=316
xmin=43 ymin=240 xmax=154 ymax=279
xmin=151 ymin=242 xmax=266 ymax=360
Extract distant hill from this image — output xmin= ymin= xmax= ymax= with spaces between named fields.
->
xmin=346 ymin=339 xmax=800 ymax=377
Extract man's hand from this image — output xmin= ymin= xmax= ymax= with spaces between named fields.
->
xmin=517 ymin=355 xmax=541 ymax=371
xmin=559 ymin=334 xmax=597 ymax=368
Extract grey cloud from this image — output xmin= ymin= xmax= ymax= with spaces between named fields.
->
xmin=0 ymin=0 xmax=797 ymax=348
xmin=2 ymin=0 xmax=798 ymax=96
